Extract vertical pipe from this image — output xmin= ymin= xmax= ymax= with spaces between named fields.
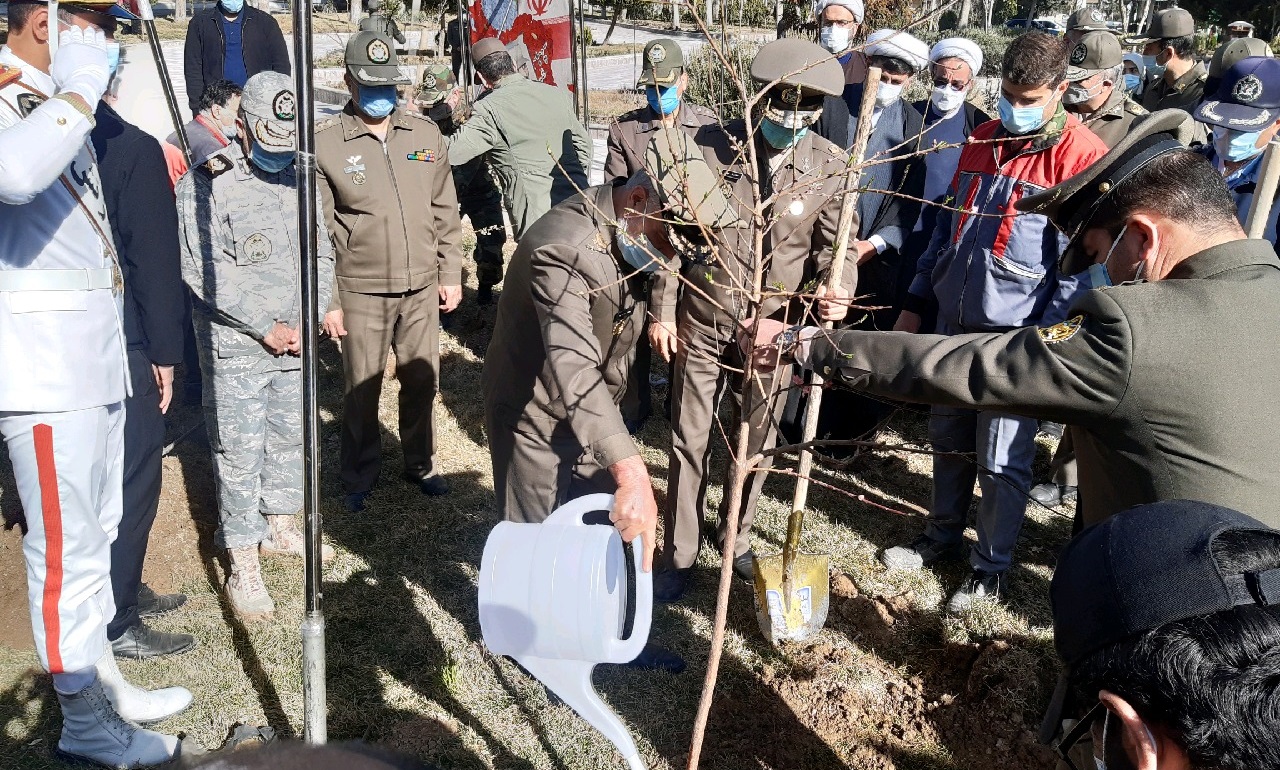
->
xmin=136 ymin=0 xmax=192 ymax=165
xmin=568 ymin=0 xmax=582 ymax=120
xmin=459 ymin=0 xmax=474 ymax=100
xmin=291 ymin=0 xmax=327 ymax=746
xmin=577 ymin=0 xmax=588 ymax=121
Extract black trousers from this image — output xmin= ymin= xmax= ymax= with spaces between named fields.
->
xmin=107 ymin=349 xmax=164 ymax=640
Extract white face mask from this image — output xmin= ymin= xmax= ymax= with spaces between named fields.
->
xmin=930 ymin=84 xmax=967 ymax=114
xmin=875 ymin=80 xmax=903 ymax=108
xmin=819 ymin=25 xmax=851 ymax=54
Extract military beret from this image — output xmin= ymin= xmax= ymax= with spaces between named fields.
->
xmin=346 ymin=31 xmax=410 ymax=87
xmin=1066 ymin=31 xmax=1122 ymax=81
xmin=638 ymin=39 xmax=684 ymax=87
xmin=1016 ymin=109 xmax=1195 ymax=275
xmin=643 ymin=128 xmax=740 ymax=232
xmin=751 ymin=39 xmax=843 ymax=128
xmin=471 ymin=37 xmax=507 ymax=62
xmin=240 ymin=71 xmax=297 ymax=153
xmin=1126 ymin=7 xmax=1194 ymax=44
xmin=1195 ymin=57 xmax=1280 ymax=130
xmin=1066 ymin=7 xmax=1109 ymax=32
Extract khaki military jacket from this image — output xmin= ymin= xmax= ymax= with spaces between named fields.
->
xmin=448 ymin=74 xmax=592 ymax=239
xmin=653 ymin=121 xmax=858 ymax=333
xmin=315 ymin=105 xmax=464 ymax=306
xmin=177 ymin=144 xmax=335 ymax=362
xmin=603 ymin=102 xmax=720 ymax=182
xmin=482 ymin=185 xmax=646 ymax=469
xmin=1077 ymin=88 xmax=1147 ymax=149
xmin=800 ymin=239 xmax=1280 ymax=529
xmin=1142 ymin=60 xmax=1208 ymax=114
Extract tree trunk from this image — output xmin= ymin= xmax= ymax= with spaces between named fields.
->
xmin=603 ymin=2 xmax=623 ymax=43
xmin=1025 ymin=0 xmax=1038 ymax=26
xmin=671 ymin=0 xmax=680 ymax=30
xmin=176 ymin=0 xmax=186 ymax=20
xmin=958 ymin=0 xmax=973 ymax=28
xmin=350 ymin=0 xmax=362 ymax=27
xmin=410 ymin=0 xmax=422 ymax=23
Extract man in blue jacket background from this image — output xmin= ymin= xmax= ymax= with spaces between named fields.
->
xmin=183 ymin=0 xmax=289 ymax=114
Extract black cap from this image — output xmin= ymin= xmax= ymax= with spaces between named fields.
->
xmin=1051 ymin=500 xmax=1280 ymax=669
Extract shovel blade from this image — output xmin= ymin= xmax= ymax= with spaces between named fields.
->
xmin=751 ymin=551 xmax=830 ymax=645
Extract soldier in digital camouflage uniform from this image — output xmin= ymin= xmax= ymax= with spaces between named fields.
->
xmin=419 ymin=63 xmax=507 ymax=303
xmin=177 ymin=71 xmax=335 ymax=622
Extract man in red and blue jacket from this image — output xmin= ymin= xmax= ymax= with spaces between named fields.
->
xmin=888 ymin=32 xmax=1108 ymax=612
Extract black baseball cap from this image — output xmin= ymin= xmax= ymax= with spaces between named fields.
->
xmin=1051 ymin=499 xmax=1280 ymax=668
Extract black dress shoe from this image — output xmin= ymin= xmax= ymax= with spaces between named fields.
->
xmin=1030 ymin=482 xmax=1077 ymax=507
xmin=136 ymin=584 xmax=186 ymax=619
xmin=623 ymin=643 xmax=685 ymax=674
xmin=344 ymin=491 xmax=371 ymax=513
xmin=112 ymin=622 xmax=196 ymax=660
xmin=732 ymin=551 xmax=756 ymax=582
xmin=653 ymin=567 xmax=692 ymax=603
xmin=404 ymin=473 xmax=449 ymax=496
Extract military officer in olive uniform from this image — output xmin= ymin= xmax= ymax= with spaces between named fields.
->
xmin=315 ymin=33 xmax=465 ymax=513
xmin=1064 ymin=31 xmax=1147 ymax=149
xmin=178 ymin=72 xmax=336 ymax=621
xmin=606 ymin=37 xmax=723 ymax=430
xmin=419 ymin=63 xmax=507 ymax=304
xmin=1129 ymin=8 xmax=1208 ymax=114
xmin=482 ymin=131 xmax=740 ymax=574
xmin=653 ymin=39 xmax=858 ymax=601
xmin=745 ymin=110 xmax=1280 ymax=537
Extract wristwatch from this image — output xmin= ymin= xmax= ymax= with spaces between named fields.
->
xmin=774 ymin=324 xmax=807 ymax=361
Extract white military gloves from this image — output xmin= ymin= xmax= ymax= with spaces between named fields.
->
xmin=51 ymin=25 xmax=111 ymax=106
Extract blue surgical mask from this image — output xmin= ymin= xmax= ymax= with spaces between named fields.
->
xmin=221 ymin=0 xmax=244 ymax=12
xmin=106 ymin=41 xmax=120 ymax=78
xmin=1123 ymin=73 xmax=1140 ymax=93
xmin=615 ymin=228 xmax=662 ymax=273
xmin=1213 ymin=126 xmax=1265 ymax=163
xmin=249 ymin=140 xmax=295 ymax=174
xmin=1141 ymin=54 xmax=1164 ymax=79
xmin=646 ymin=84 xmax=681 ymax=117
xmin=1086 ymin=223 xmax=1130 ymax=288
xmin=998 ymin=95 xmax=1051 ymax=135
xmin=357 ymin=85 xmax=398 ymax=118
xmin=760 ymin=117 xmax=807 ymax=149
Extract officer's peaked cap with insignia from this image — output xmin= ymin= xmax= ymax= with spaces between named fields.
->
xmin=1194 ymin=56 xmax=1279 ymax=130
xmin=470 ymin=37 xmax=507 ymax=63
xmin=752 ymin=39 xmax=843 ymax=129
xmin=643 ymin=128 xmax=741 ymax=230
xmin=346 ymin=30 xmax=410 ymax=87
xmin=1066 ymin=30 xmax=1122 ymax=81
xmin=638 ymin=39 xmax=685 ymax=87
xmin=1125 ymin=7 xmax=1194 ymax=45
xmin=59 ymin=0 xmax=140 ymax=19
xmin=240 ymin=71 xmax=297 ymax=153
xmin=1016 ymin=109 xmax=1195 ymax=276
xmin=1066 ymin=7 xmax=1108 ymax=32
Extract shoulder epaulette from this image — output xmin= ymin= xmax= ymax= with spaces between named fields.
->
xmin=0 ymin=65 xmax=19 ymax=89
xmin=316 ymin=116 xmax=340 ymax=132
xmin=200 ymin=153 xmax=234 ymax=179
xmin=1125 ymin=100 xmax=1148 ymax=117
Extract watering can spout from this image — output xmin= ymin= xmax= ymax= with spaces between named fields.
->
xmin=516 ymin=656 xmax=648 ymax=770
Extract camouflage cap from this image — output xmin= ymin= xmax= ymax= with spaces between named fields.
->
xmin=240 ymin=71 xmax=296 ymax=152
xmin=751 ymin=39 xmax=843 ymax=129
xmin=1066 ymin=7 xmax=1109 ymax=32
xmin=346 ymin=30 xmax=411 ymax=87
xmin=1066 ymin=31 xmax=1122 ymax=81
xmin=643 ymin=128 xmax=740 ymax=233
xmin=1125 ymin=7 xmax=1195 ymax=44
xmin=418 ymin=64 xmax=456 ymax=103
xmin=638 ymin=39 xmax=684 ymax=87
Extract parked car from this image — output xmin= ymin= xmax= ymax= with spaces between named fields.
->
xmin=1004 ymin=17 xmax=1066 ymax=35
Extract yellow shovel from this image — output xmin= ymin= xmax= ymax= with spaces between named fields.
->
xmin=752 ymin=67 xmax=882 ymax=645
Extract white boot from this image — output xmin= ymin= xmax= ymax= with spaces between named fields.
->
xmin=96 ymin=645 xmax=192 ymax=725
xmin=227 ymin=547 xmax=275 ymax=621
xmin=56 ymin=676 xmax=180 ymax=768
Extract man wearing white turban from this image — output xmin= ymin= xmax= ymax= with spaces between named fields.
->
xmin=814 ymin=0 xmax=868 ymax=84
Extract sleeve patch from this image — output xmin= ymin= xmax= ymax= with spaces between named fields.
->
xmin=1038 ymin=315 xmax=1084 ymax=344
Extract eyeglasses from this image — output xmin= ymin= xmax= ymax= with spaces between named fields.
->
xmin=932 ymin=77 xmax=971 ymax=91
xmin=821 ymin=18 xmax=857 ymax=28
xmin=1054 ymin=702 xmax=1105 ymax=770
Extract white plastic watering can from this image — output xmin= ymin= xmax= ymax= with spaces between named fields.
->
xmin=478 ymin=493 xmax=652 ymax=770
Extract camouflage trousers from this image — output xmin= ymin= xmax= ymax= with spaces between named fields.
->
xmin=200 ymin=353 xmax=302 ymax=550
xmin=454 ymin=157 xmax=507 ymax=287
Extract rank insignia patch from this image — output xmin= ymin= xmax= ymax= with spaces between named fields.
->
xmin=407 ymin=150 xmax=436 ymax=162
xmin=1038 ymin=315 xmax=1083 ymax=344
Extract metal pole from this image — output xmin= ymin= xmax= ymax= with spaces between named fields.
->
xmin=459 ymin=0 xmax=473 ymax=102
xmin=567 ymin=0 xmax=582 ymax=120
xmin=136 ymin=0 xmax=191 ymax=165
xmin=1245 ymin=139 xmax=1280 ymax=240
xmin=577 ymin=0 xmax=588 ymax=122
xmin=291 ymin=0 xmax=327 ymax=746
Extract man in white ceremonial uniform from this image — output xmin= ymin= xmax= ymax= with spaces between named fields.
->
xmin=0 ymin=0 xmax=186 ymax=765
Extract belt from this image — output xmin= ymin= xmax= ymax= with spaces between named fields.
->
xmin=0 ymin=268 xmax=119 ymax=293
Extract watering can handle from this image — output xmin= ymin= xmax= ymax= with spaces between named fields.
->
xmin=608 ymin=531 xmax=652 ymax=663
xmin=544 ymin=493 xmax=617 ymax=527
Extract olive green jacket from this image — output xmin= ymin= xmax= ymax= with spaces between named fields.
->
xmin=1075 ymin=88 xmax=1147 ymax=149
xmin=800 ymin=239 xmax=1280 ymax=528
xmin=448 ymin=74 xmax=592 ymax=239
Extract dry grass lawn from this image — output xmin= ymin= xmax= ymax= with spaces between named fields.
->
xmin=0 ymin=226 xmax=1076 ymax=769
